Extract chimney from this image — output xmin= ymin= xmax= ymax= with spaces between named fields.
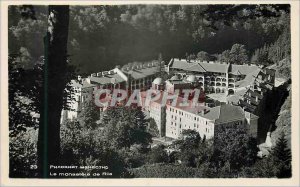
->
xmin=86 ymin=78 xmax=91 ymax=84
xmin=201 ymin=110 xmax=205 ymax=115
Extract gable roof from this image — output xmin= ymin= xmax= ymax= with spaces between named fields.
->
xmin=215 ymin=104 xmax=245 ymax=124
xmin=200 ymin=104 xmax=245 ymax=124
xmin=89 ymin=73 xmax=126 ymax=85
xmin=169 ymin=59 xmax=261 ymax=75
xmin=170 ymin=59 xmax=229 ymax=73
xmin=235 ymin=69 xmax=261 ymax=88
xmin=123 ymin=66 xmax=159 ymax=79
xmin=231 ymin=64 xmax=260 ymax=75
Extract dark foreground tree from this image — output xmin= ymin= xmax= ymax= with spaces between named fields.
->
xmin=78 ymin=99 xmax=100 ymax=129
xmin=37 ymin=5 xmax=70 ymax=177
xmin=272 ymin=132 xmax=292 ymax=178
xmin=148 ymin=144 xmax=169 ymax=164
xmin=213 ymin=123 xmax=258 ymax=173
xmin=101 ymin=107 xmax=152 ymax=150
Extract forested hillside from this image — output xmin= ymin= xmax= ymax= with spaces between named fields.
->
xmin=9 ymin=5 xmax=290 ymax=74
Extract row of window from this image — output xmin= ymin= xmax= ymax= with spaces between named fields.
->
xmin=168 ymin=127 xmax=211 ymax=137
xmin=170 ymin=121 xmax=210 ymax=129
xmin=170 ymin=113 xmax=208 ymax=124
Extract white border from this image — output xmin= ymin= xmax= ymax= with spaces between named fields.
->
xmin=1 ymin=1 xmax=299 ymax=186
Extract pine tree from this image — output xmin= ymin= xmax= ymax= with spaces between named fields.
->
xmin=273 ymin=132 xmax=291 ymax=164
xmin=272 ymin=132 xmax=292 ymax=178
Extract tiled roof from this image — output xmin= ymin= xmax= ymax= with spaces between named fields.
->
xmin=235 ymin=69 xmax=261 ymax=87
xmin=215 ymin=104 xmax=245 ymax=124
xmin=200 ymin=106 xmax=221 ymax=120
xmin=123 ymin=66 xmax=159 ymax=79
xmin=201 ymin=62 xmax=228 ymax=73
xmin=169 ymin=59 xmax=261 ymax=75
xmin=231 ymin=64 xmax=260 ymax=75
xmin=200 ymin=104 xmax=245 ymax=124
xmin=170 ymin=59 xmax=228 ymax=73
xmin=89 ymin=73 xmax=126 ymax=85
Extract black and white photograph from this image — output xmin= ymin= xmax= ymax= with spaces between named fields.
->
xmin=1 ymin=1 xmax=298 ymax=183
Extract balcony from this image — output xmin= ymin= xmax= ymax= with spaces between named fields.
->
xmin=228 ymin=84 xmax=235 ymax=88
xmin=205 ymin=77 xmax=211 ymax=81
xmin=239 ymin=100 xmax=256 ymax=112
xmin=228 ymin=78 xmax=235 ymax=83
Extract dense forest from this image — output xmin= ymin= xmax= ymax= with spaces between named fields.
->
xmin=9 ymin=5 xmax=290 ymax=74
xmin=8 ymin=4 xmax=292 ymax=178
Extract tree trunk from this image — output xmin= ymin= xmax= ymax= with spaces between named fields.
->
xmin=37 ymin=5 xmax=69 ymax=178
